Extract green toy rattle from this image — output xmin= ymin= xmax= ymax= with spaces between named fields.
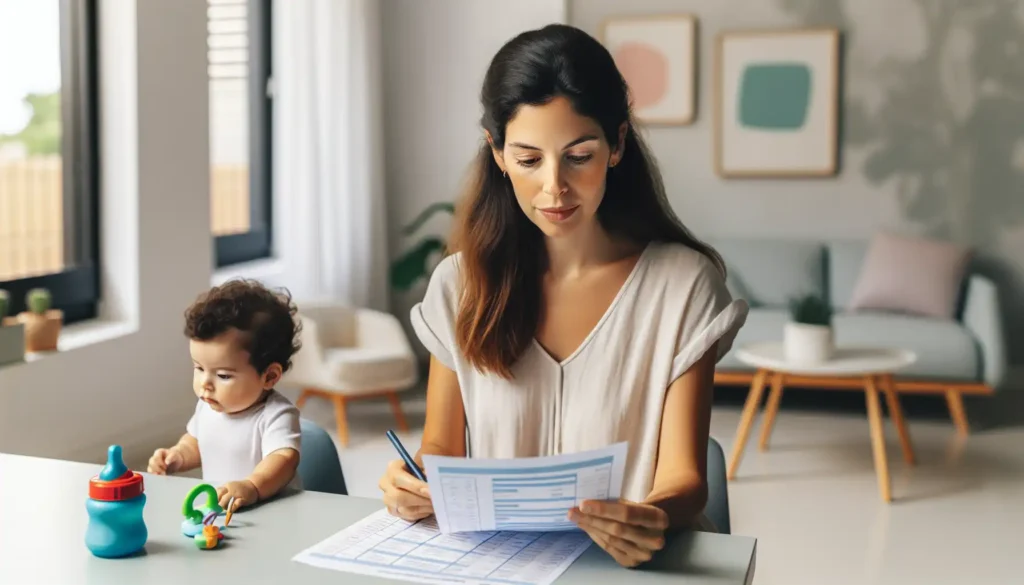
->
xmin=181 ymin=483 xmax=224 ymax=539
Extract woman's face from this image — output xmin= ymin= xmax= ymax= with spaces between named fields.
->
xmin=492 ymin=96 xmax=624 ymax=238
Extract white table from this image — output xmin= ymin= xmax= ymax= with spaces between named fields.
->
xmin=727 ymin=342 xmax=918 ymax=502
xmin=0 ymin=453 xmax=758 ymax=584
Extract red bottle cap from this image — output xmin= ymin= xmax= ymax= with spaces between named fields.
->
xmin=89 ymin=470 xmax=145 ymax=501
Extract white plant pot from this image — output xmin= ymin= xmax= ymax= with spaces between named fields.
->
xmin=0 ymin=323 xmax=26 ymax=366
xmin=784 ymin=322 xmax=834 ymax=364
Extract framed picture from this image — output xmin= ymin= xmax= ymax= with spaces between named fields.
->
xmin=715 ymin=28 xmax=840 ymax=177
xmin=601 ymin=15 xmax=698 ymax=125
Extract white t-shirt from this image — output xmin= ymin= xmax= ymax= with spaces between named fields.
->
xmin=410 ymin=242 xmax=748 ymax=503
xmin=186 ymin=389 xmax=303 ymax=491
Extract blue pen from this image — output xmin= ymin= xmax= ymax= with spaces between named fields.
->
xmin=386 ymin=429 xmax=428 ymax=482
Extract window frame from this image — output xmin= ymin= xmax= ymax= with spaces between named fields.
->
xmin=0 ymin=0 xmax=100 ymax=325
xmin=213 ymin=0 xmax=273 ymax=268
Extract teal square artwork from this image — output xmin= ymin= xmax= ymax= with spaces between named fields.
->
xmin=738 ymin=63 xmax=811 ymax=130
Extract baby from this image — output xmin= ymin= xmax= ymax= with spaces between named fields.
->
xmin=147 ymin=279 xmax=303 ymax=513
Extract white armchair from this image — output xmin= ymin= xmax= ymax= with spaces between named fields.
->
xmin=282 ymin=301 xmax=418 ymax=446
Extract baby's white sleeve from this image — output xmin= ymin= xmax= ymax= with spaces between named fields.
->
xmin=261 ymin=400 xmax=301 ymax=458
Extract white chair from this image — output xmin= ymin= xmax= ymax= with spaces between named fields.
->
xmin=283 ymin=302 xmax=418 ymax=446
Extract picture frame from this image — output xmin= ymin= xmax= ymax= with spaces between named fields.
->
xmin=714 ymin=28 xmax=841 ymax=177
xmin=601 ymin=14 xmax=698 ymax=125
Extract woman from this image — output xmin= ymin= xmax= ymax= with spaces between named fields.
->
xmin=379 ymin=23 xmax=747 ymax=568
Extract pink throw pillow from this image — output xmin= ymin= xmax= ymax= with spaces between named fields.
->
xmin=848 ymin=232 xmax=971 ymax=319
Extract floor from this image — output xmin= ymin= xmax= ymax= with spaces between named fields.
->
xmin=278 ymin=385 xmax=1024 ymax=585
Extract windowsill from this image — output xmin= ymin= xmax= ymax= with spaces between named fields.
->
xmin=1 ymin=317 xmax=138 ymax=371
xmin=57 ymin=317 xmax=139 ymax=352
xmin=211 ymin=256 xmax=285 ymax=286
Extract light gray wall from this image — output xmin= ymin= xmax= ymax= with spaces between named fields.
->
xmin=381 ymin=0 xmax=567 ymax=355
xmin=570 ymin=0 xmax=1024 ymax=373
xmin=0 ymin=0 xmax=212 ymax=462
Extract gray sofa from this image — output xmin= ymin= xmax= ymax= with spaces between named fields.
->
xmin=710 ymin=237 xmax=1007 ymax=430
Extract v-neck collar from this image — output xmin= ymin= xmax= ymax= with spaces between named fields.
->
xmin=532 ymin=244 xmax=652 ymax=368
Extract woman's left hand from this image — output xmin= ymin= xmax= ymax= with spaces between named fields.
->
xmin=569 ymin=499 xmax=669 ymax=568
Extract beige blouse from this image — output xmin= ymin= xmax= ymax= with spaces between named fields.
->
xmin=410 ymin=242 xmax=749 ymax=504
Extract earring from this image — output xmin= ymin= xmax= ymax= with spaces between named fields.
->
xmin=503 ymin=170 xmax=507 ymax=178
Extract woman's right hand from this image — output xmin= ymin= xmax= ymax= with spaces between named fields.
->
xmin=379 ymin=459 xmax=434 ymax=521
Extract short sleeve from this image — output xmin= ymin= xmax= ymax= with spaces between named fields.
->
xmin=185 ymin=400 xmax=203 ymax=438
xmin=409 ymin=254 xmax=460 ymax=371
xmin=669 ymin=255 xmax=750 ymax=381
xmin=261 ymin=397 xmax=301 ymax=457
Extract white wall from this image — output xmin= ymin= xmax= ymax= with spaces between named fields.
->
xmin=0 ymin=0 xmax=212 ymax=463
xmin=382 ymin=0 xmax=567 ymax=349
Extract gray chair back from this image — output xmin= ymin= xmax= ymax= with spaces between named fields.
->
xmin=705 ymin=436 xmax=730 ymax=534
xmin=297 ymin=418 xmax=348 ymax=495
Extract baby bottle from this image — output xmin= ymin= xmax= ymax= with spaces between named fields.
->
xmin=85 ymin=445 xmax=148 ymax=558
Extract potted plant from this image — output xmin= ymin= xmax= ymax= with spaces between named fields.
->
xmin=0 ymin=289 xmax=26 ymax=366
xmin=15 ymin=288 xmax=63 ymax=353
xmin=390 ymin=201 xmax=456 ymax=292
xmin=785 ymin=293 xmax=834 ymax=364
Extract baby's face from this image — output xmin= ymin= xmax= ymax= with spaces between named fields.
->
xmin=189 ymin=328 xmax=279 ymax=414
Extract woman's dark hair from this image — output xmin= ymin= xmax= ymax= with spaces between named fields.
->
xmin=449 ymin=23 xmax=725 ymax=379
xmin=184 ymin=279 xmax=302 ymax=374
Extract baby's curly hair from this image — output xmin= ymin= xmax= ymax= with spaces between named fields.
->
xmin=184 ymin=279 xmax=302 ymax=374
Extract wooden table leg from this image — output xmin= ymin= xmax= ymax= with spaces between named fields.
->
xmin=727 ymin=368 xmax=770 ymax=479
xmin=864 ymin=375 xmax=892 ymax=502
xmin=945 ymin=390 xmax=970 ymax=436
xmin=880 ymin=374 xmax=915 ymax=465
xmin=758 ymin=372 xmax=785 ymax=451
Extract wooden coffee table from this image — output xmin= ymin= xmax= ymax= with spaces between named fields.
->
xmin=726 ymin=342 xmax=918 ymax=502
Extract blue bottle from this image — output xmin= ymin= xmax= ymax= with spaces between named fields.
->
xmin=85 ymin=445 xmax=148 ymax=558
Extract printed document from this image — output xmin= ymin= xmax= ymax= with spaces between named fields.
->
xmin=292 ymin=508 xmax=593 ymax=585
xmin=422 ymin=442 xmax=628 ymax=534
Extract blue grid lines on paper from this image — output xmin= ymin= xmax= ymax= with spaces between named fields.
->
xmin=439 ymin=455 xmax=614 ymax=531
xmin=323 ymin=517 xmax=539 ymax=584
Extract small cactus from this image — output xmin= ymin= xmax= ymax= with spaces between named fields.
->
xmin=26 ymin=288 xmax=52 ymax=315
xmin=0 ymin=289 xmax=8 ymax=318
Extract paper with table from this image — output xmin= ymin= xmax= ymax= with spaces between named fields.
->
xmin=422 ymin=442 xmax=628 ymax=534
xmin=292 ymin=509 xmax=594 ymax=585
xmin=292 ymin=443 xmax=628 ymax=585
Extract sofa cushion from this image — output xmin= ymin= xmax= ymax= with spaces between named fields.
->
xmin=717 ymin=308 xmax=791 ymax=371
xmin=716 ymin=309 xmax=981 ymax=382
xmin=833 ymin=313 xmax=979 ymax=382
xmin=323 ymin=347 xmax=417 ymax=390
xmin=848 ymin=232 xmax=971 ymax=319
xmin=711 ymin=238 xmax=825 ymax=307
xmin=827 ymin=240 xmax=867 ymax=310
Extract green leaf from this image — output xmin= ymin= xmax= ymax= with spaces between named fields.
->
xmin=788 ymin=293 xmax=832 ymax=325
xmin=401 ymin=202 xmax=455 ymax=237
xmin=390 ymin=238 xmax=446 ymax=291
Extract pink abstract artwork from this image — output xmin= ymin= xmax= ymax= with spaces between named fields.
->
xmin=601 ymin=16 xmax=697 ymax=124
xmin=614 ymin=43 xmax=669 ymax=109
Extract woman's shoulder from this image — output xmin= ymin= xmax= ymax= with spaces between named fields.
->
xmin=644 ymin=241 xmax=725 ymax=286
xmin=417 ymin=252 xmax=463 ymax=312
xmin=428 ymin=252 xmax=462 ymax=290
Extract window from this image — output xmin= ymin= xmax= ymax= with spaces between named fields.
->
xmin=208 ymin=0 xmax=272 ymax=267
xmin=0 ymin=0 xmax=98 ymax=324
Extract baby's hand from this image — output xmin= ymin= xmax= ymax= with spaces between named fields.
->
xmin=217 ymin=480 xmax=259 ymax=512
xmin=147 ymin=448 xmax=182 ymax=475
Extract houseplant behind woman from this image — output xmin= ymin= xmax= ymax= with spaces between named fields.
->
xmin=378 ymin=24 xmax=748 ymax=568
